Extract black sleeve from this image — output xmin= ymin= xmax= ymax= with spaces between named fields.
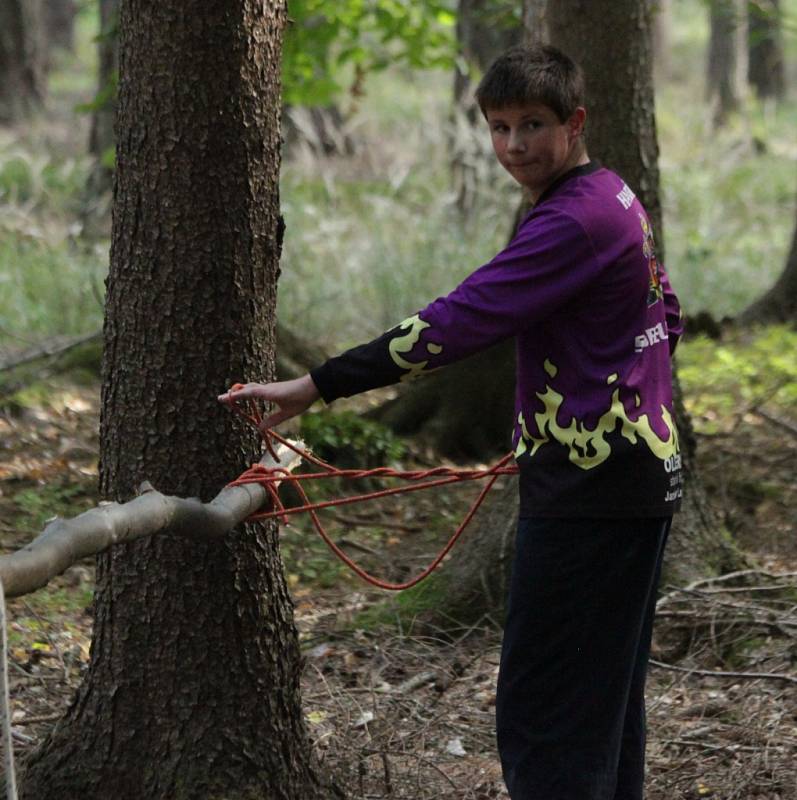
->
xmin=310 ymin=328 xmax=407 ymax=403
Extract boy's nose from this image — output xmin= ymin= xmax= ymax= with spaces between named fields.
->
xmin=507 ymin=132 xmax=526 ymax=153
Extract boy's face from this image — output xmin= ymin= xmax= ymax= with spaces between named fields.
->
xmin=485 ymin=102 xmax=587 ymax=200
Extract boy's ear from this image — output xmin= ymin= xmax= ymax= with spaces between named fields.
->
xmin=568 ymin=107 xmax=587 ymax=137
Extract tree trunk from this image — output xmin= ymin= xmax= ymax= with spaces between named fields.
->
xmin=652 ymin=0 xmax=673 ymax=81
xmin=451 ymin=0 xmax=522 ymax=213
xmin=86 ymin=0 xmax=120 ymax=200
xmin=522 ymin=0 xmax=548 ymax=44
xmin=414 ymin=0 xmax=739 ymax=625
xmin=20 ymin=3 xmax=338 ymax=799
xmin=0 ymin=0 xmax=46 ymax=123
xmin=748 ymin=0 xmax=784 ymax=102
xmin=706 ymin=0 xmax=748 ymax=127
xmin=282 ymin=104 xmax=355 ymax=157
xmin=547 ymin=0 xmax=663 ymax=237
xmin=44 ymin=0 xmax=76 ymax=53
xmin=738 ymin=196 xmax=797 ymax=324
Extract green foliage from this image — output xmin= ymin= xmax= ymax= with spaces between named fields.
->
xmin=351 ymin=573 xmax=449 ymax=632
xmin=300 ymin=410 xmax=405 ymax=467
xmin=74 ymin=70 xmax=117 ymax=116
xmin=12 ymin=480 xmax=97 ymax=534
xmin=677 ymin=326 xmax=797 ymax=434
xmin=0 ymin=157 xmax=35 ymax=202
xmin=282 ymin=0 xmax=456 ymax=106
xmin=0 ymin=145 xmax=94 ymax=213
xmin=9 ymin=588 xmax=94 ymax=637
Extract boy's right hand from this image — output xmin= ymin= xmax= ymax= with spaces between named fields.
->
xmin=218 ymin=374 xmax=320 ymax=431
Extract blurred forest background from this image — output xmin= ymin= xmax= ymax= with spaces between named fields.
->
xmin=0 ymin=1 xmax=795 ymax=799
xmin=0 ymin=0 xmax=795 ymax=346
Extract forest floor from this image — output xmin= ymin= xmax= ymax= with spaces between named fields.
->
xmin=0 ymin=362 xmax=795 ymax=800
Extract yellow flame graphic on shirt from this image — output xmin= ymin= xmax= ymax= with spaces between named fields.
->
xmin=388 ymin=314 xmax=442 ymax=382
xmin=515 ymin=371 xmax=679 ymax=470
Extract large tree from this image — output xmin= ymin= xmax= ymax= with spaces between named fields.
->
xmin=748 ymin=0 xmax=785 ymax=102
xmin=20 ymin=2 xmax=337 ymax=799
xmin=706 ymin=0 xmax=748 ymax=127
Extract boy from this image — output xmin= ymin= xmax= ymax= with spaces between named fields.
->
xmin=220 ymin=45 xmax=683 ymax=800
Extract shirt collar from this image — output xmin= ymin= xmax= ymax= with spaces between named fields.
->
xmin=534 ymin=159 xmax=602 ymax=207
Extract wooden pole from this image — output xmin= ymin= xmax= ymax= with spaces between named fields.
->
xmin=0 ymin=441 xmax=302 ymax=599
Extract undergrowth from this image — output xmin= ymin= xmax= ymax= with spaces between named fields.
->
xmin=677 ymin=325 xmax=797 ymax=435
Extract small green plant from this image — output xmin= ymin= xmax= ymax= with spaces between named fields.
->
xmin=351 ymin=573 xmax=450 ymax=633
xmin=677 ymin=326 xmax=797 ymax=434
xmin=0 ymin=156 xmax=35 ymax=202
xmin=300 ymin=410 xmax=405 ymax=468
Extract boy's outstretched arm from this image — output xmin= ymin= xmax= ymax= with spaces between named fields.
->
xmin=217 ymin=375 xmax=320 ymax=430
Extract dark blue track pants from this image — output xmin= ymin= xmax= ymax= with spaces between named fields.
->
xmin=496 ymin=516 xmax=671 ymax=800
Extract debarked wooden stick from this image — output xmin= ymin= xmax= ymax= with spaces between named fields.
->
xmin=0 ymin=441 xmax=303 ymax=599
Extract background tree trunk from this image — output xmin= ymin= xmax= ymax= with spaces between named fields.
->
xmin=86 ymin=0 xmax=119 ymax=201
xmin=432 ymin=0 xmax=739 ymax=625
xmin=738 ymin=197 xmax=797 ymax=324
xmin=748 ymin=0 xmax=785 ymax=102
xmin=451 ymin=0 xmax=522 ymax=213
xmin=0 ymin=0 xmax=46 ymax=123
xmin=652 ymin=0 xmax=673 ymax=81
xmin=547 ymin=0 xmax=662 ymax=235
xmin=20 ymin=2 xmax=337 ymax=799
xmin=44 ymin=0 xmax=76 ymax=53
xmin=706 ymin=0 xmax=748 ymax=127
xmin=522 ymin=0 xmax=548 ymax=43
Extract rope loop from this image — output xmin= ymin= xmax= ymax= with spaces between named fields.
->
xmin=222 ymin=384 xmax=518 ymax=590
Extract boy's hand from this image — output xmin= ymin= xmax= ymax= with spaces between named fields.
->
xmin=218 ymin=375 xmax=320 ymax=430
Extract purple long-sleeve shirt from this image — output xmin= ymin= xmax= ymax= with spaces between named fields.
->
xmin=311 ymin=162 xmax=684 ymax=517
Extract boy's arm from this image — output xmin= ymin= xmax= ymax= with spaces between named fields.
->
xmin=659 ymin=265 xmax=684 ymax=355
xmin=220 ymin=210 xmax=596 ymax=423
xmin=310 ymin=210 xmax=598 ymax=403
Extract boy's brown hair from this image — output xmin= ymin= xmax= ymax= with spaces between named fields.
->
xmin=475 ymin=45 xmax=585 ymax=123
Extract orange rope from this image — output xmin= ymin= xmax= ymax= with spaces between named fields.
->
xmin=223 ymin=385 xmax=518 ymax=591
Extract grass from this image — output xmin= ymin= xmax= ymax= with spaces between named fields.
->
xmin=0 ymin=234 xmax=105 ymax=340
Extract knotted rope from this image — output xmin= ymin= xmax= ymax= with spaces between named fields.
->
xmin=223 ymin=385 xmax=519 ymax=591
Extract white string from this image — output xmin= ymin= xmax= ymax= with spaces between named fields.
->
xmin=0 ymin=579 xmax=18 ymax=800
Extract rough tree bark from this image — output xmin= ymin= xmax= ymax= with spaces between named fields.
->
xmin=738 ymin=196 xmax=797 ymax=325
xmin=0 ymin=0 xmax=46 ymax=123
xmin=20 ymin=2 xmax=338 ymax=799
xmin=748 ymin=0 xmax=785 ymax=102
xmin=423 ymin=0 xmax=738 ymax=624
xmin=706 ymin=0 xmax=748 ymax=127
